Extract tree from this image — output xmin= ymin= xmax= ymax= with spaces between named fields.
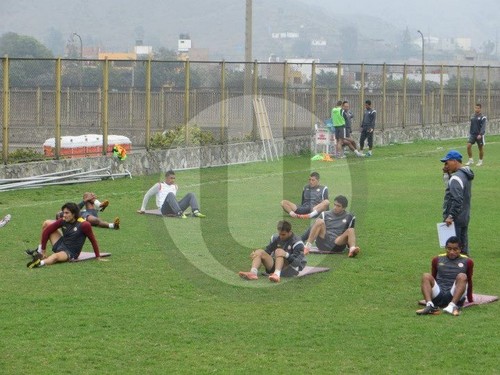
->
xmin=0 ymin=32 xmax=54 ymax=87
xmin=0 ymin=32 xmax=53 ymax=58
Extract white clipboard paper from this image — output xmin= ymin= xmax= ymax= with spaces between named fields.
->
xmin=437 ymin=222 xmax=456 ymax=248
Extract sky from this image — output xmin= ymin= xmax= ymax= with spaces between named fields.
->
xmin=1 ymin=0 xmax=499 ymax=58
xmin=298 ymin=0 xmax=500 ymax=46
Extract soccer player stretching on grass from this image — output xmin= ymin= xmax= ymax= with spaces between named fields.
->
xmin=416 ymin=236 xmax=474 ymax=316
xmin=26 ymin=202 xmax=102 ymax=268
xmin=302 ymin=195 xmax=360 ymax=257
xmin=138 ymin=170 xmax=206 ymax=219
xmin=238 ymin=220 xmax=306 ymax=283
xmin=281 ymin=172 xmax=329 ymax=219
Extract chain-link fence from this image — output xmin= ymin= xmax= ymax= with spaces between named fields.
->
xmin=2 ymin=57 xmax=500 ymax=163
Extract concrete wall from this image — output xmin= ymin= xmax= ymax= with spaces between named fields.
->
xmin=1 ymin=120 xmax=498 ymax=180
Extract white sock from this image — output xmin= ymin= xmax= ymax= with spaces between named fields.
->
xmin=274 ymin=270 xmax=281 ymax=276
xmin=109 ymin=223 xmax=114 ymax=229
xmin=37 ymin=244 xmax=42 ymax=254
xmin=447 ymin=302 xmax=456 ymax=308
xmin=426 ymin=301 xmax=434 ymax=307
xmin=250 ymin=268 xmax=258 ymax=275
xmin=308 ymin=210 xmax=318 ymax=218
xmin=40 ymin=260 xmax=46 ymax=267
xmin=94 ymin=199 xmax=101 ymax=209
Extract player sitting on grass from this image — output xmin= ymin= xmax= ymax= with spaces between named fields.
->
xmin=26 ymin=202 xmax=103 ymax=268
xmin=302 ymin=195 xmax=360 ymax=257
xmin=416 ymin=236 xmax=474 ymax=316
xmin=281 ymin=172 xmax=329 ymax=219
xmin=238 ymin=220 xmax=306 ymax=283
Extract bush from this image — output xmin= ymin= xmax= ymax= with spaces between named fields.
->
xmin=8 ymin=148 xmax=45 ymax=163
xmin=150 ymin=125 xmax=218 ymax=149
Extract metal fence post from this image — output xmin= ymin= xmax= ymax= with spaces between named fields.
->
xmin=145 ymin=58 xmax=151 ymax=150
xmin=55 ymin=58 xmax=62 ymax=159
xmin=2 ymin=57 xmax=9 ymax=164
xmin=102 ymin=59 xmax=109 ymax=154
xmin=184 ymin=59 xmax=190 ymax=147
xmin=220 ymin=60 xmax=226 ymax=142
xmin=381 ymin=63 xmax=386 ymax=131
xmin=283 ymin=61 xmax=288 ymax=138
xmin=439 ymin=65 xmax=444 ymax=125
xmin=311 ymin=60 xmax=317 ymax=129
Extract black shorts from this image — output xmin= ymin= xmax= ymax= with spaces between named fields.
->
xmin=468 ymin=134 xmax=484 ymax=145
xmin=295 ymin=204 xmax=312 ymax=215
xmin=52 ymin=238 xmax=79 ymax=260
xmin=432 ymin=290 xmax=465 ymax=308
xmin=334 ymin=126 xmax=346 ymax=140
xmin=316 ymin=235 xmax=346 ymax=253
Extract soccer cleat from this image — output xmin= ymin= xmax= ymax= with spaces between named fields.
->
xmin=476 ymin=160 xmax=483 ymax=167
xmin=27 ymin=258 xmax=41 ymax=269
xmin=416 ymin=305 xmax=441 ymax=315
xmin=238 ymin=271 xmax=258 ymax=280
xmin=99 ymin=200 xmax=109 ymax=212
xmin=268 ymin=273 xmax=281 ymax=283
xmin=192 ymin=210 xmax=206 ymax=218
xmin=365 ymin=151 xmax=372 ymax=157
xmin=465 ymin=159 xmax=473 ymax=166
xmin=113 ymin=217 xmax=120 ymax=230
xmin=0 ymin=214 xmax=11 ymax=228
xmin=178 ymin=213 xmax=187 ymax=219
xmin=25 ymin=248 xmax=39 ymax=257
xmin=443 ymin=303 xmax=460 ymax=316
xmin=296 ymin=214 xmax=311 ymax=219
xmin=348 ymin=247 xmax=360 ymax=258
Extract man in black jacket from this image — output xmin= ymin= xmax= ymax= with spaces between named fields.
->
xmin=441 ymin=150 xmax=474 ymax=255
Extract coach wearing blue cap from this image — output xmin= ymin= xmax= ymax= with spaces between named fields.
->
xmin=440 ymin=150 xmax=474 ymax=254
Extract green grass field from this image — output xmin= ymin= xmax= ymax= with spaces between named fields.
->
xmin=1 ymin=137 xmax=499 ymax=374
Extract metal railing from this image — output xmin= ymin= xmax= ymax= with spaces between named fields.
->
xmin=2 ymin=57 xmax=500 ymax=163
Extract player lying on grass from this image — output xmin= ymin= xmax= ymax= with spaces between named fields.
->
xmin=54 ymin=192 xmax=119 ymax=230
xmin=26 ymin=202 xmax=103 ymax=268
xmin=238 ymin=220 xmax=306 ymax=283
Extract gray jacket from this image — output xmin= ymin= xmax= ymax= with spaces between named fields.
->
xmin=442 ymin=167 xmax=474 ymax=226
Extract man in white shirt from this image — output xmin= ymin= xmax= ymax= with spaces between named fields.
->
xmin=138 ymin=170 xmax=206 ymax=219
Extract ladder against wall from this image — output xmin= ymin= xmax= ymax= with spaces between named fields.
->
xmin=252 ymin=96 xmax=279 ymax=161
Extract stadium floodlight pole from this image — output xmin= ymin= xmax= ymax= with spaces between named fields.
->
xmin=417 ymin=30 xmax=425 ymax=126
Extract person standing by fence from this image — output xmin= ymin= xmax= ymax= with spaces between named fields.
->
xmin=465 ymin=104 xmax=486 ymax=167
xmin=359 ymin=100 xmax=376 ymax=156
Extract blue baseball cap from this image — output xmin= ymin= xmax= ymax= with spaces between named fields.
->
xmin=440 ymin=150 xmax=462 ymax=162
